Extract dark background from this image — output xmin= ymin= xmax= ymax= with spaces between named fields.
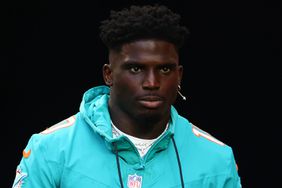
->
xmin=2 ymin=0 xmax=280 ymax=187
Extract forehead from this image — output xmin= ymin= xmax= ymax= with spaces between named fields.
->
xmin=109 ymin=39 xmax=179 ymax=64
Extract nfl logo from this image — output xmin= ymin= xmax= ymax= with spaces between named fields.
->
xmin=127 ymin=174 xmax=142 ymax=188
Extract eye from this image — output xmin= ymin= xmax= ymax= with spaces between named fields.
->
xmin=160 ymin=66 xmax=171 ymax=74
xmin=130 ymin=66 xmax=142 ymax=73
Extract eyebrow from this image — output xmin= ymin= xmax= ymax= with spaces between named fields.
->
xmin=122 ymin=61 xmax=178 ymax=71
xmin=121 ymin=61 xmax=145 ymax=69
xmin=157 ymin=63 xmax=177 ymax=68
xmin=122 ymin=60 xmax=177 ymax=67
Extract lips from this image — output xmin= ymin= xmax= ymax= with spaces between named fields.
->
xmin=137 ymin=95 xmax=164 ymax=108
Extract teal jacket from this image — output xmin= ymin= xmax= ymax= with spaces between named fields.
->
xmin=13 ymin=86 xmax=241 ymax=188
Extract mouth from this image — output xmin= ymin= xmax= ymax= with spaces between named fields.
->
xmin=137 ymin=96 xmax=164 ymax=109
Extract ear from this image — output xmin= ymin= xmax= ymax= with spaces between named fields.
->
xmin=103 ymin=64 xmax=113 ymax=86
xmin=177 ymin=65 xmax=183 ymax=85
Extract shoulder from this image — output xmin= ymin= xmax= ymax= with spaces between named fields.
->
xmin=175 ymin=116 xmax=235 ymax=164
xmin=188 ymin=123 xmax=234 ymax=165
xmin=179 ymin=119 xmax=238 ymax=172
xmin=175 ymin=120 xmax=241 ymax=185
xmin=39 ymin=115 xmax=77 ymax=137
xmin=22 ymin=114 xmax=82 ymax=161
xmin=175 ymin=115 xmax=227 ymax=149
xmin=14 ymin=115 xmax=81 ymax=187
xmin=40 ymin=115 xmax=77 ymax=135
xmin=35 ymin=115 xmax=78 ymax=145
xmin=175 ymin=119 xmax=240 ymax=179
xmin=184 ymin=121 xmax=231 ymax=156
xmin=190 ymin=124 xmax=226 ymax=146
xmin=37 ymin=114 xmax=83 ymax=146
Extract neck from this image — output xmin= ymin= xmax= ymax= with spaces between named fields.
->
xmin=108 ymin=102 xmax=170 ymax=139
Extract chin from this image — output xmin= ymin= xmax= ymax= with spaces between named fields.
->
xmin=135 ymin=111 xmax=164 ymax=124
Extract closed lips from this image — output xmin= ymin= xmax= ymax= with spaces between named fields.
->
xmin=137 ymin=96 xmax=163 ymax=101
xmin=137 ymin=96 xmax=164 ymax=108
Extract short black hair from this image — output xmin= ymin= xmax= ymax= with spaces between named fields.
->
xmin=99 ymin=4 xmax=189 ymax=51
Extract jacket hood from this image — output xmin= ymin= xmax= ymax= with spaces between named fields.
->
xmin=79 ymin=85 xmax=114 ymax=141
xmin=79 ymin=85 xmax=180 ymax=153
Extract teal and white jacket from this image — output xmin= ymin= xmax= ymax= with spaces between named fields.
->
xmin=13 ymin=86 xmax=241 ymax=188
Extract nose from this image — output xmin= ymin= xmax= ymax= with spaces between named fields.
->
xmin=142 ymin=70 xmax=160 ymax=90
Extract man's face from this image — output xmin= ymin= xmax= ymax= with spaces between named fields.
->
xmin=104 ymin=39 xmax=183 ymax=123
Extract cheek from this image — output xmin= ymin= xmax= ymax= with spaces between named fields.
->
xmin=162 ymin=75 xmax=178 ymax=87
xmin=168 ymin=86 xmax=178 ymax=99
xmin=162 ymin=79 xmax=178 ymax=99
xmin=113 ymin=74 xmax=140 ymax=95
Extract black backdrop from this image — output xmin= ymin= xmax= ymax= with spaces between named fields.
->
xmin=2 ymin=0 xmax=280 ymax=187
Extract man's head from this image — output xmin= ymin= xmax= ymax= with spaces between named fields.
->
xmin=100 ymin=5 xmax=189 ymax=125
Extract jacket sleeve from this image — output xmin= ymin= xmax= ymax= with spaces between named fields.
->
xmin=223 ymin=150 xmax=242 ymax=188
xmin=12 ymin=134 xmax=61 ymax=188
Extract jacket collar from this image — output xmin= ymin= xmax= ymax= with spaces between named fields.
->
xmin=80 ymin=85 xmax=180 ymax=164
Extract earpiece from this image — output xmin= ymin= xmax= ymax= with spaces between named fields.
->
xmin=177 ymin=85 xmax=186 ymax=101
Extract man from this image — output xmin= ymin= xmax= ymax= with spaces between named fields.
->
xmin=12 ymin=4 xmax=241 ymax=188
